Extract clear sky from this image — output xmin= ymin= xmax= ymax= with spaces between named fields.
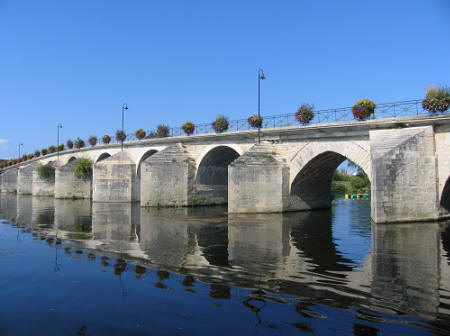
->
xmin=0 ymin=0 xmax=449 ymax=159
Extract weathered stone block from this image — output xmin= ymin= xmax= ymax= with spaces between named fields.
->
xmin=1 ymin=168 xmax=18 ymax=193
xmin=18 ymin=163 xmax=38 ymax=194
xmin=228 ymin=144 xmax=289 ymax=213
xmin=370 ymin=126 xmax=439 ymax=223
xmin=32 ymin=162 xmax=56 ymax=196
xmin=141 ymin=144 xmax=196 ymax=207
xmin=55 ymin=159 xmax=92 ymax=199
xmin=93 ymin=151 xmax=138 ymax=202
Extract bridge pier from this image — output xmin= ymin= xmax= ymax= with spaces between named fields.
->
xmin=92 ymin=151 xmax=139 ymax=202
xmin=55 ymin=159 xmax=92 ymax=199
xmin=32 ymin=162 xmax=56 ymax=196
xmin=370 ymin=126 xmax=440 ymax=223
xmin=18 ymin=163 xmax=38 ymax=194
xmin=141 ymin=144 xmax=196 ymax=207
xmin=1 ymin=168 xmax=18 ymax=193
xmin=228 ymin=144 xmax=290 ymax=213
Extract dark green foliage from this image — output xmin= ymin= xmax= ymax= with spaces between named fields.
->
xmin=41 ymin=148 xmax=48 ymax=156
xmin=157 ymin=125 xmax=170 ymax=137
xmin=145 ymin=131 xmax=158 ymax=139
xmin=34 ymin=150 xmax=41 ymax=157
xmin=38 ymin=163 xmax=55 ymax=180
xmin=48 ymin=145 xmax=56 ymax=153
xmin=331 ymin=166 xmax=370 ymax=198
xmin=58 ymin=144 xmax=64 ymax=152
xmin=74 ymin=158 xmax=92 ymax=179
xmin=67 ymin=139 xmax=74 ymax=149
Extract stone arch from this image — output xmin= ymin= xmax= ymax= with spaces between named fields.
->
xmin=290 ymin=141 xmax=371 ymax=186
xmin=196 ymin=145 xmax=241 ymax=186
xmin=96 ymin=152 xmax=111 ymax=163
xmin=137 ymin=149 xmax=159 ymax=178
xmin=441 ymin=176 xmax=450 ymax=213
xmin=289 ymin=142 xmax=371 ymax=211
xmin=66 ymin=156 xmax=77 ymax=164
xmin=194 ymin=145 xmax=241 ymax=204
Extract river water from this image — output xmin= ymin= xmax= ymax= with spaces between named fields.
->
xmin=0 ymin=193 xmax=449 ymax=335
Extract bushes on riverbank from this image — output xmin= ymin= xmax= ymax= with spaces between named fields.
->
xmin=331 ymin=167 xmax=370 ymax=198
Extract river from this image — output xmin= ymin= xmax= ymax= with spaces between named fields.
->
xmin=0 ymin=193 xmax=449 ymax=335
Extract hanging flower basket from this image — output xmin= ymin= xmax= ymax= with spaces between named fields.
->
xmin=135 ymin=128 xmax=146 ymax=140
xmin=88 ymin=136 xmax=97 ymax=146
xmin=75 ymin=138 xmax=85 ymax=149
xmin=351 ymin=99 xmax=376 ymax=121
xmin=66 ymin=140 xmax=73 ymax=149
xmin=295 ymin=104 xmax=314 ymax=125
xmin=422 ymin=86 xmax=450 ymax=113
xmin=247 ymin=115 xmax=263 ymax=128
xmin=212 ymin=115 xmax=229 ymax=133
xmin=116 ymin=130 xmax=126 ymax=142
xmin=102 ymin=135 xmax=111 ymax=144
xmin=182 ymin=122 xmax=195 ymax=135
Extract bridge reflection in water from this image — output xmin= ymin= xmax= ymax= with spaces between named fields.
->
xmin=1 ymin=193 xmax=450 ymax=334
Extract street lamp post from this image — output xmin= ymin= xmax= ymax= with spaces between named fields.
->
xmin=122 ymin=103 xmax=128 ymax=133
xmin=121 ymin=103 xmax=128 ymax=151
xmin=57 ymin=123 xmax=63 ymax=163
xmin=257 ymin=69 xmax=266 ymax=144
xmin=18 ymin=142 xmax=23 ymax=160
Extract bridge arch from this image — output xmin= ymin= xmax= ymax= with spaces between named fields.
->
xmin=137 ymin=149 xmax=159 ymax=178
xmin=195 ymin=145 xmax=242 ymax=186
xmin=441 ymin=176 xmax=450 ymax=213
xmin=289 ymin=142 xmax=371 ymax=210
xmin=95 ymin=152 xmax=112 ymax=163
xmin=66 ymin=156 xmax=77 ymax=165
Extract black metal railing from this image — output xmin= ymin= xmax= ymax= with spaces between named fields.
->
xmin=0 ymin=99 xmax=441 ymax=167
xmin=119 ymin=99 xmax=428 ymax=142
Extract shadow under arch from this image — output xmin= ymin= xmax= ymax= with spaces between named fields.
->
xmin=441 ymin=176 xmax=450 ymax=213
xmin=195 ymin=146 xmax=240 ymax=204
xmin=66 ymin=156 xmax=77 ymax=165
xmin=96 ymin=152 xmax=111 ymax=163
xmin=290 ymin=151 xmax=370 ymax=211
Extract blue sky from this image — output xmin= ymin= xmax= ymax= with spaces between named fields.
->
xmin=0 ymin=0 xmax=449 ymax=159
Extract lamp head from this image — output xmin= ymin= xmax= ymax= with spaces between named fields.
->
xmin=258 ymin=69 xmax=266 ymax=80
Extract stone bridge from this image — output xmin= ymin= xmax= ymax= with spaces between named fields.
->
xmin=1 ymin=114 xmax=450 ymax=223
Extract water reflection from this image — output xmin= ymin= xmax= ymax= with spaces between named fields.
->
xmin=1 ymin=193 xmax=450 ymax=333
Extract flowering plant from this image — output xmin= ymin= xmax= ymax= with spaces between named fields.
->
xmin=247 ymin=115 xmax=263 ymax=128
xmin=135 ymin=128 xmax=146 ymax=140
xmin=212 ymin=115 xmax=229 ymax=133
xmin=88 ymin=136 xmax=97 ymax=146
xmin=422 ymin=86 xmax=450 ymax=113
xmin=102 ymin=135 xmax=111 ymax=144
xmin=116 ymin=130 xmax=126 ymax=142
xmin=295 ymin=104 xmax=314 ymax=124
xmin=66 ymin=140 xmax=74 ymax=149
xmin=351 ymin=99 xmax=376 ymax=121
xmin=58 ymin=144 xmax=64 ymax=152
xmin=75 ymin=138 xmax=85 ymax=149
xmin=182 ymin=122 xmax=195 ymax=135
xmin=41 ymin=148 xmax=48 ymax=156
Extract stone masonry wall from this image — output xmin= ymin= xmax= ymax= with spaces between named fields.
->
xmin=1 ymin=168 xmax=18 ymax=193
xmin=228 ymin=144 xmax=290 ymax=213
xmin=55 ymin=160 xmax=92 ymax=199
xmin=18 ymin=163 xmax=37 ymax=194
xmin=93 ymin=151 xmax=138 ymax=202
xmin=141 ymin=144 xmax=196 ymax=207
xmin=370 ymin=126 xmax=439 ymax=223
